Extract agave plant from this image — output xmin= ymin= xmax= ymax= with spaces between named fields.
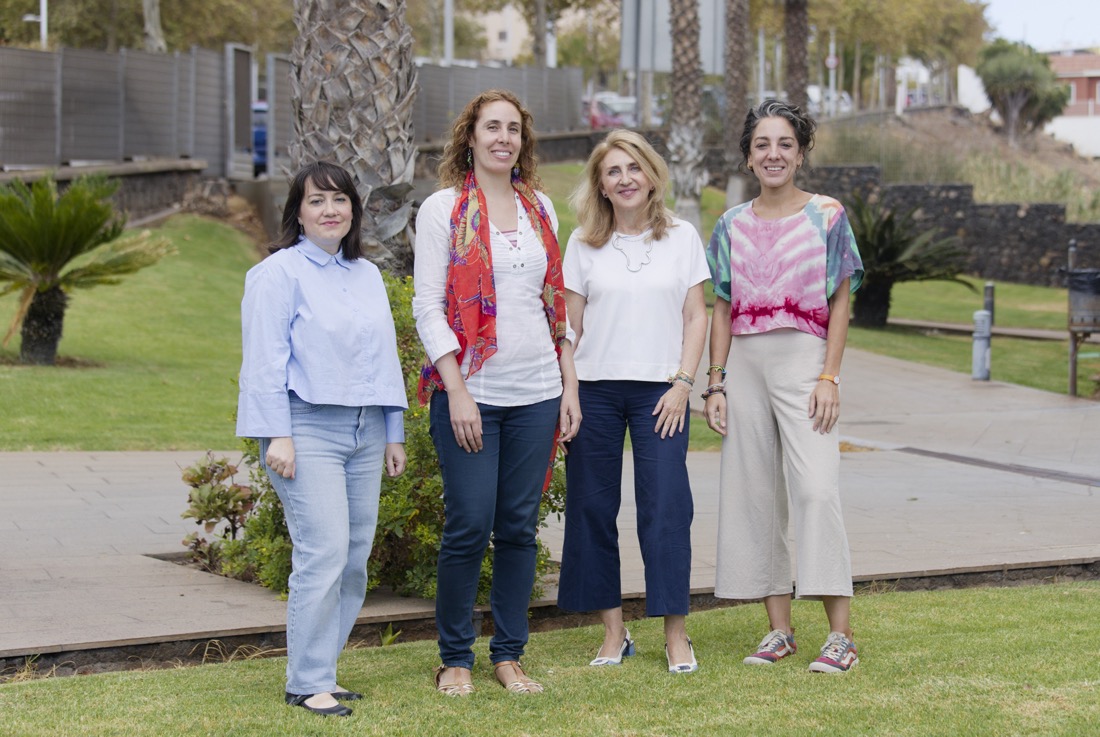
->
xmin=0 ymin=175 xmax=173 ymax=365
xmin=846 ymin=193 xmax=973 ymax=328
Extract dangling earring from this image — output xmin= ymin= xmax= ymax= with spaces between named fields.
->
xmin=465 ymin=148 xmax=473 ymax=168
xmin=512 ymin=165 xmax=520 ymax=179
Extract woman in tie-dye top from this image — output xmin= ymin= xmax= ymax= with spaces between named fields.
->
xmin=703 ymin=100 xmax=864 ymax=674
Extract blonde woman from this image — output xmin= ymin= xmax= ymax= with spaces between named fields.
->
xmin=557 ymin=130 xmax=709 ymax=673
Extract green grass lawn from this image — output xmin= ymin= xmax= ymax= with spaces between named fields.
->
xmin=0 ymin=215 xmax=256 ymax=450
xmin=2 ymin=582 xmax=1097 ymax=736
xmin=887 ymin=277 xmax=1070 ymax=331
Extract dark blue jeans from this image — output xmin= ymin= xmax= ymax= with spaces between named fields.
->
xmin=430 ymin=393 xmax=560 ymax=669
xmin=558 ymin=380 xmax=693 ymax=617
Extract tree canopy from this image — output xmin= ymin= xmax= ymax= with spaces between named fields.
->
xmin=0 ymin=0 xmax=294 ymax=54
xmin=976 ymin=39 xmax=1069 ymax=147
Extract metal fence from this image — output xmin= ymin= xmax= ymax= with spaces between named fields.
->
xmin=1 ymin=45 xmax=584 ymax=178
xmin=412 ymin=63 xmax=585 ymax=141
xmin=0 ymin=45 xmax=252 ymax=178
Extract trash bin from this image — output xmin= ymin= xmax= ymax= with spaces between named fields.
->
xmin=1067 ymin=269 xmax=1100 ymax=333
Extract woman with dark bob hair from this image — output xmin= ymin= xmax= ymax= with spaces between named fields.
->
xmin=237 ymin=161 xmax=408 ymax=716
xmin=412 ymin=89 xmax=581 ymax=696
xmin=556 ymin=130 xmax=709 ymax=674
xmin=704 ymin=100 xmax=864 ymax=673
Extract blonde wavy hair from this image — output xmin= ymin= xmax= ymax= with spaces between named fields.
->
xmin=569 ymin=129 xmax=673 ymax=248
xmin=436 ymin=88 xmax=542 ymax=191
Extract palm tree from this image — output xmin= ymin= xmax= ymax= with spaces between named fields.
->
xmin=724 ymin=0 xmax=751 ymax=207
xmin=667 ymin=0 xmax=705 ymax=231
xmin=290 ymin=0 xmax=419 ymax=275
xmin=783 ymin=0 xmax=809 ymax=111
xmin=846 ymin=193 xmax=972 ymax=328
xmin=0 ymin=176 xmax=172 ymax=365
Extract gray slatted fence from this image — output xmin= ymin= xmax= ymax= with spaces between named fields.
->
xmin=1 ymin=45 xmax=583 ymax=176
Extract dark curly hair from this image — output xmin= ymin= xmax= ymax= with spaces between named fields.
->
xmin=738 ymin=99 xmax=817 ymax=173
xmin=269 ymin=161 xmax=364 ymax=260
xmin=437 ymin=88 xmax=542 ymax=191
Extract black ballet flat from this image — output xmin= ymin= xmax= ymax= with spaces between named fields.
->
xmin=331 ymin=690 xmax=363 ymax=701
xmin=285 ymin=692 xmax=353 ymax=717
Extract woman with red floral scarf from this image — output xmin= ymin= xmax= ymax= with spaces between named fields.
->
xmin=412 ymin=89 xmax=581 ymax=697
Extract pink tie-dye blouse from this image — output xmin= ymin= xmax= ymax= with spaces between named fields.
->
xmin=707 ymin=194 xmax=863 ymax=339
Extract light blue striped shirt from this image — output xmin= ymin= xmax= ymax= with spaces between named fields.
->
xmin=236 ymin=239 xmax=408 ymax=443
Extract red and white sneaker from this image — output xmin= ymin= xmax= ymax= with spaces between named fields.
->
xmin=743 ymin=629 xmax=797 ymax=665
xmin=809 ymin=632 xmax=858 ymax=673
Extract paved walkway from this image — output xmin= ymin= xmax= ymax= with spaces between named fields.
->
xmin=2 ymin=349 xmax=1099 ymax=659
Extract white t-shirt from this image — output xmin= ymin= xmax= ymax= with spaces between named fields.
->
xmin=564 ymin=217 xmax=710 ymax=382
xmin=412 ymin=187 xmax=562 ymax=407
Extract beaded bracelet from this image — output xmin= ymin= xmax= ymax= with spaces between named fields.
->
xmin=701 ymin=383 xmax=725 ymax=399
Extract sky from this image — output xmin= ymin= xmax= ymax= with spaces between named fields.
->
xmin=983 ymin=0 xmax=1100 ymax=52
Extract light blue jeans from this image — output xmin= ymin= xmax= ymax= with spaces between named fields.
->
xmin=261 ymin=395 xmax=385 ymax=695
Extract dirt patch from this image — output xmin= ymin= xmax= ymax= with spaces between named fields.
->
xmin=0 ymin=354 xmax=104 ymax=368
xmin=223 ymin=193 xmax=270 ymax=252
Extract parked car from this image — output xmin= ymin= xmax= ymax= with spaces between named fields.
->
xmin=251 ymin=101 xmax=268 ymax=177
xmin=586 ymin=92 xmax=638 ymax=129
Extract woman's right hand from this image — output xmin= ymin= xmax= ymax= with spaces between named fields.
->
xmin=266 ymin=436 xmax=296 ymax=479
xmin=448 ymin=389 xmax=483 ymax=453
xmin=704 ymin=394 xmax=727 ymax=437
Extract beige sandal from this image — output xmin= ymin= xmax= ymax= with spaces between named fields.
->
xmin=434 ymin=665 xmax=475 ymax=697
xmin=493 ymin=660 xmax=543 ymax=694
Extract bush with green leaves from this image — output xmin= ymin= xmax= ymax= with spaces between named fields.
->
xmin=185 ymin=271 xmax=567 ymax=604
xmin=846 ymin=193 xmax=973 ymax=328
xmin=180 ymin=453 xmax=256 ymax=573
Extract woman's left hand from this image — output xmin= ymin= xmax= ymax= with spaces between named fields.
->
xmin=652 ymin=382 xmax=691 ymax=439
xmin=808 ymin=380 xmax=840 ymax=434
xmin=384 ymin=443 xmax=407 ymax=477
xmin=558 ymin=384 xmax=582 ymax=449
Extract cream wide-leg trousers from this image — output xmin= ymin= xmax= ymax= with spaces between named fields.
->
xmin=714 ymin=329 xmax=854 ymax=600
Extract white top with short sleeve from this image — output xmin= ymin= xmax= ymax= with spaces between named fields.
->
xmin=564 ymin=217 xmax=710 ymax=382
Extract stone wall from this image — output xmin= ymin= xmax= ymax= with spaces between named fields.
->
xmin=0 ymin=160 xmax=207 ymax=224
xmin=797 ymin=166 xmax=1099 ymax=286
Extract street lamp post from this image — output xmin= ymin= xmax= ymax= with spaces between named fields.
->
xmin=21 ymin=0 xmax=48 ymax=50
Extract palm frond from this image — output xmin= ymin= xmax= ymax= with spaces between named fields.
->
xmin=60 ymin=231 xmax=175 ymax=290
xmin=0 ymin=250 xmax=39 ymax=291
xmin=846 ymin=192 xmax=971 ymax=287
xmin=1 ymin=286 xmax=35 ymax=348
xmin=0 ymin=175 xmax=124 ymax=283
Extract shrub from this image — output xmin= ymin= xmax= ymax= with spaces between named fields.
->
xmin=180 ymin=453 xmax=255 ymax=573
xmin=183 ymin=271 xmax=567 ymax=605
xmin=845 ymin=193 xmax=973 ymax=328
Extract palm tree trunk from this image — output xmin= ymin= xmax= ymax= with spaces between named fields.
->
xmin=724 ymin=0 xmax=751 ymax=208
xmin=851 ymin=278 xmax=893 ymax=328
xmin=20 ymin=287 xmax=68 ymax=365
xmin=290 ymin=0 xmax=419 ymax=275
xmin=668 ymin=0 xmax=705 ymax=232
xmin=784 ymin=0 xmax=809 ymax=111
